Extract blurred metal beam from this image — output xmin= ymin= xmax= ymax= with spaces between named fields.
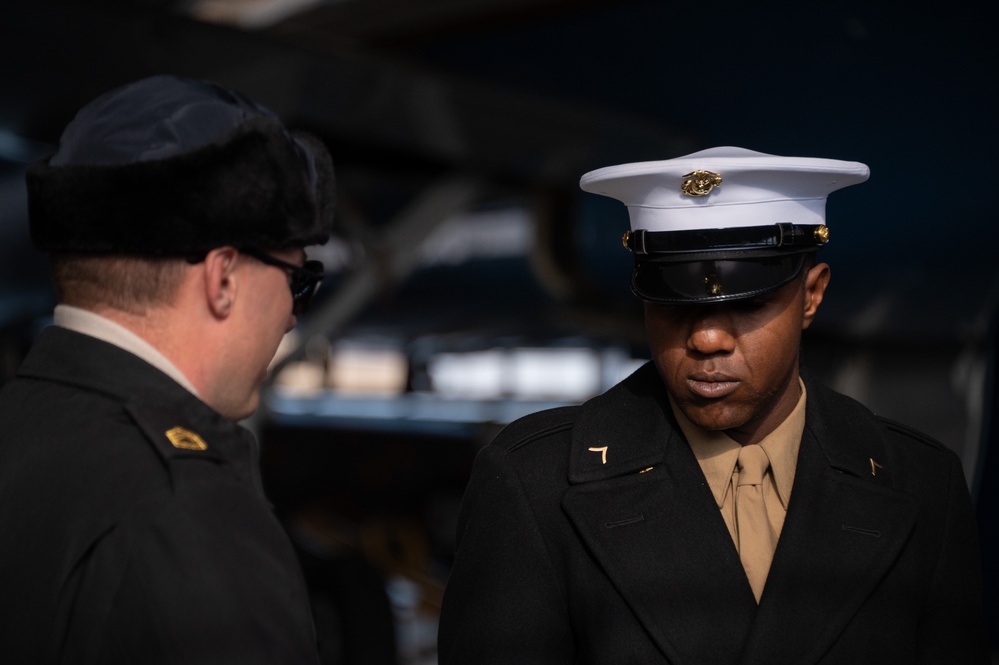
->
xmin=277 ymin=174 xmax=487 ymax=370
xmin=268 ymin=0 xmax=612 ymax=43
xmin=1 ymin=0 xmax=691 ymax=188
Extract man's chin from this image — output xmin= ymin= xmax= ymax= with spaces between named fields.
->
xmin=677 ymin=401 xmax=750 ymax=433
xmin=236 ymin=401 xmax=260 ymax=423
xmin=220 ymin=393 xmax=260 ymax=423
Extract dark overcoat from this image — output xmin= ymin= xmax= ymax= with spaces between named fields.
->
xmin=438 ymin=362 xmax=988 ymax=664
xmin=0 ymin=326 xmax=319 ymax=664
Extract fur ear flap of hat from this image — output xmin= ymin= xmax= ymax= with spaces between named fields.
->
xmin=26 ymin=76 xmax=335 ymax=254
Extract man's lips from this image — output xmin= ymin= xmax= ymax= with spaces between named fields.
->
xmin=686 ymin=372 xmax=740 ymax=399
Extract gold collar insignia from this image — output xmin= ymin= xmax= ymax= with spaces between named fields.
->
xmin=165 ymin=426 xmax=208 ymax=451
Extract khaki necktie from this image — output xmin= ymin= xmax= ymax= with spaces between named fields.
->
xmin=736 ymin=444 xmax=776 ymax=603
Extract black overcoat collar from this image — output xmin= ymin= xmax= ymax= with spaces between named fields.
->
xmin=19 ymin=325 xmax=203 ymax=410
xmin=15 ymin=325 xmax=263 ymax=492
xmin=561 ymin=363 xmax=917 ymax=664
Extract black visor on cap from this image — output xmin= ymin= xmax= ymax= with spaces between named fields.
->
xmin=632 ymin=253 xmax=808 ymax=304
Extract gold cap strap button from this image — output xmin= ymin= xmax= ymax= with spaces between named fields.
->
xmin=814 ymin=225 xmax=830 ymax=244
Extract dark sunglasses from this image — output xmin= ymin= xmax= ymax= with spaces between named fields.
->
xmin=186 ymin=247 xmax=325 ymax=315
xmin=239 ymin=247 xmax=325 ymax=315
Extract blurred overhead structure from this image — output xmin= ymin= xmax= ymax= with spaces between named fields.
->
xmin=190 ymin=0 xmax=587 ymax=35
xmin=1 ymin=0 xmax=690 ymax=377
xmin=1 ymin=0 xmax=689 ymax=185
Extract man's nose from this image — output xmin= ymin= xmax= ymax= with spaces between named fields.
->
xmin=687 ymin=309 xmax=736 ymax=355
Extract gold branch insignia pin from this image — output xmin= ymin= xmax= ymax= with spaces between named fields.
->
xmin=870 ymin=458 xmax=884 ymax=476
xmin=588 ymin=446 xmax=609 ymax=465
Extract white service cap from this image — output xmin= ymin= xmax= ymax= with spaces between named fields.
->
xmin=579 ymin=146 xmax=869 ymax=233
xmin=579 ymin=147 xmax=870 ymax=303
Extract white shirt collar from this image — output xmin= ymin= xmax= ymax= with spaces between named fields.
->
xmin=53 ymin=304 xmax=201 ymax=397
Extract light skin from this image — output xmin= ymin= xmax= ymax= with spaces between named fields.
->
xmin=96 ymin=246 xmax=304 ymax=421
xmin=644 ymin=261 xmax=830 ymax=446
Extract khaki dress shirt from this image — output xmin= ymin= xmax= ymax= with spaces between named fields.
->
xmin=670 ymin=381 xmax=806 ymax=554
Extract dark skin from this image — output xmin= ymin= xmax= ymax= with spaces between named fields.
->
xmin=644 ymin=262 xmax=830 ymax=446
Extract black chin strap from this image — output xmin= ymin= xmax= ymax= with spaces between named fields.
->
xmin=624 ymin=223 xmax=828 ymax=255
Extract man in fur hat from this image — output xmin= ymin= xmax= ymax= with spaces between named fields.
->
xmin=0 ymin=75 xmax=333 ymax=663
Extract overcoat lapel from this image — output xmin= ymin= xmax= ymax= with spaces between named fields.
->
xmin=737 ymin=381 xmax=918 ymax=665
xmin=561 ymin=367 xmax=919 ymax=664
xmin=562 ymin=364 xmax=758 ymax=664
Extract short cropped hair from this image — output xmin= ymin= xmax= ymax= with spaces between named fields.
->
xmin=802 ymin=251 xmax=817 ymax=273
xmin=49 ymin=253 xmax=188 ymax=315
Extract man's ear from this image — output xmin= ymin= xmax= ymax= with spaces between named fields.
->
xmin=203 ymin=247 xmax=239 ymax=319
xmin=802 ymin=262 xmax=830 ymax=330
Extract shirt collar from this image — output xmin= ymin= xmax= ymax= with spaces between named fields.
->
xmin=671 ymin=380 xmax=807 ymax=509
xmin=53 ymin=304 xmax=201 ymax=397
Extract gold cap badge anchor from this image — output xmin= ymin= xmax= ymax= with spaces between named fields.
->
xmin=681 ymin=170 xmax=722 ymax=197
xmin=165 ymin=427 xmax=208 ymax=451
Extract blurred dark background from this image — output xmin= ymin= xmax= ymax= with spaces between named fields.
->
xmin=2 ymin=1 xmax=996 ymax=662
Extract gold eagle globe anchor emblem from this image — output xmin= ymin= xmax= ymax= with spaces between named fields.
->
xmin=681 ymin=170 xmax=722 ymax=197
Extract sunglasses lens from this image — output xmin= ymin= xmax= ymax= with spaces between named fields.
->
xmin=290 ymin=260 xmax=324 ymax=314
xmin=239 ymin=248 xmax=324 ymax=315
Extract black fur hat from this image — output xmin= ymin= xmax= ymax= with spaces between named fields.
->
xmin=26 ymin=75 xmax=335 ymax=254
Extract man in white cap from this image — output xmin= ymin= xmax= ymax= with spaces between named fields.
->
xmin=0 ymin=75 xmax=332 ymax=663
xmin=438 ymin=147 xmax=988 ymax=663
